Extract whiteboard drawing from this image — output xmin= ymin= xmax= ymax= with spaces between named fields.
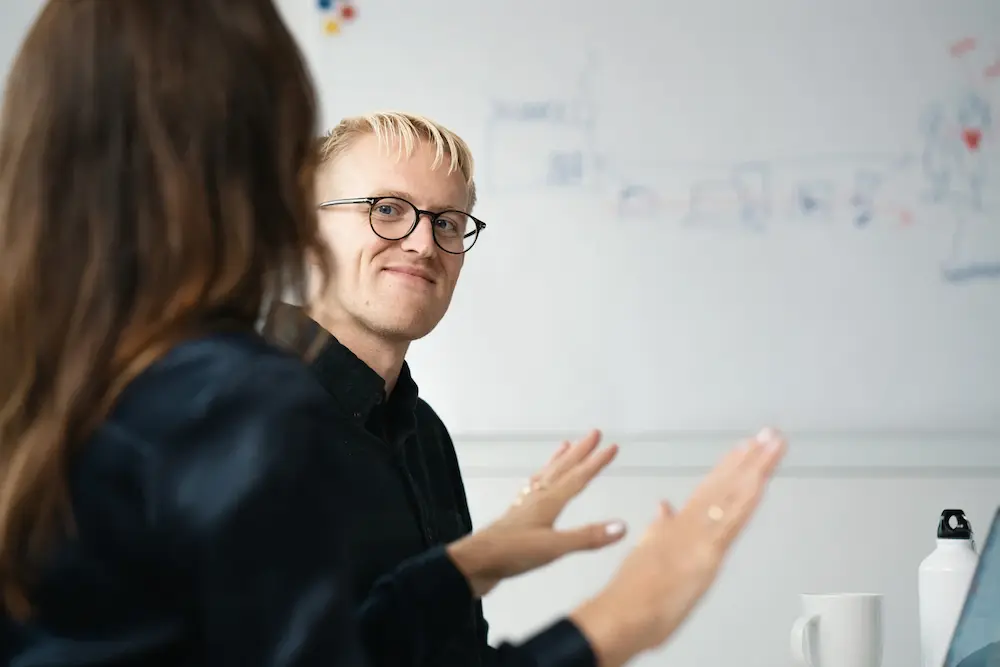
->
xmin=482 ymin=39 xmax=1000 ymax=284
xmin=930 ymin=37 xmax=999 ymax=282
xmin=850 ymin=170 xmax=883 ymax=227
xmin=484 ymin=51 xmax=600 ymax=192
xmin=680 ymin=162 xmax=772 ymax=231
xmin=794 ymin=180 xmax=837 ymax=221
xmin=920 ymin=92 xmax=991 ymax=210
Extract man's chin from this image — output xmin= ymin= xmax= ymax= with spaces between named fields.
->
xmin=366 ymin=314 xmax=440 ymax=343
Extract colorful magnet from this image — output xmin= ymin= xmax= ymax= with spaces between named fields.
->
xmin=340 ymin=4 xmax=356 ymax=20
xmin=324 ymin=19 xmax=340 ymax=34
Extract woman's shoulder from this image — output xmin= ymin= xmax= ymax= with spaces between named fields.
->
xmin=89 ymin=330 xmax=339 ymax=484
xmin=116 ymin=329 xmax=325 ymax=420
xmin=77 ymin=330 xmax=345 ymax=538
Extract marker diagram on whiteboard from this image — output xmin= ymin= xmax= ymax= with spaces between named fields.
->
xmin=483 ymin=39 xmax=1000 ymax=283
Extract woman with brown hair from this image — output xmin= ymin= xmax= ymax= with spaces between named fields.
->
xmin=0 ymin=2 xmax=785 ymax=666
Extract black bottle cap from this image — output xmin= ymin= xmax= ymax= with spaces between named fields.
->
xmin=938 ymin=509 xmax=973 ymax=539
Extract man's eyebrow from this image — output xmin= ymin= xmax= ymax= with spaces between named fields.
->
xmin=373 ymin=189 xmax=467 ymax=212
xmin=372 ymin=189 xmax=414 ymax=201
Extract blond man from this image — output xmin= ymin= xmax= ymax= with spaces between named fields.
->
xmin=263 ymin=113 xmax=620 ymax=665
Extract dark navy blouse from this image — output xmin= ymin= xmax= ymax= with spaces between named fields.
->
xmin=1 ymin=330 xmax=593 ymax=667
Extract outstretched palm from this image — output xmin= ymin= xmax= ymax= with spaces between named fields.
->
xmin=447 ymin=430 xmax=625 ymax=597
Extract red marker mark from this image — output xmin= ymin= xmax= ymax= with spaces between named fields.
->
xmin=962 ymin=127 xmax=983 ymax=151
xmin=340 ymin=4 xmax=356 ymax=20
xmin=950 ymin=37 xmax=976 ymax=57
xmin=899 ymin=209 xmax=914 ymax=226
xmin=984 ymin=60 xmax=1000 ymax=79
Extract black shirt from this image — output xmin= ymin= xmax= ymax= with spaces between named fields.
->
xmin=308 ymin=325 xmax=493 ymax=666
xmin=1 ymin=329 xmax=595 ymax=667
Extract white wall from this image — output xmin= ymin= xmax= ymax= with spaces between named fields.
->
xmin=457 ymin=437 xmax=999 ymax=667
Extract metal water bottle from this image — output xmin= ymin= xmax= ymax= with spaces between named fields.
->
xmin=918 ymin=509 xmax=978 ymax=667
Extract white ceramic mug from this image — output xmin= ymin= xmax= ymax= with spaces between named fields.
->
xmin=791 ymin=593 xmax=883 ymax=667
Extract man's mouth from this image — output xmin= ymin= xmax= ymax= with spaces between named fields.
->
xmin=383 ymin=266 xmax=436 ymax=284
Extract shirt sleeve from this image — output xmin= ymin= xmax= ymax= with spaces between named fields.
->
xmin=495 ymin=620 xmax=598 ymax=667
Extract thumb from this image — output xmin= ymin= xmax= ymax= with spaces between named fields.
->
xmin=556 ymin=520 xmax=628 ymax=553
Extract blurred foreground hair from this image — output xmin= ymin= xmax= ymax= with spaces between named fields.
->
xmin=0 ymin=0 xmax=328 ymax=617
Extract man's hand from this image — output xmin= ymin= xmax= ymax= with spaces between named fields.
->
xmin=446 ymin=430 xmax=626 ymax=597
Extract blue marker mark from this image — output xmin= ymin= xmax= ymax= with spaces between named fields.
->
xmin=795 ymin=181 xmax=835 ymax=219
xmin=547 ymin=151 xmax=584 ymax=186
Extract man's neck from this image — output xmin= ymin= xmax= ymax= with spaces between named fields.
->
xmin=309 ymin=310 xmax=409 ymax=395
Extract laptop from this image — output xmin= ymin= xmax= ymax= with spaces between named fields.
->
xmin=944 ymin=506 xmax=1000 ymax=667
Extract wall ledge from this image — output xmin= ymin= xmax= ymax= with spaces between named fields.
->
xmin=452 ymin=430 xmax=1000 ymax=476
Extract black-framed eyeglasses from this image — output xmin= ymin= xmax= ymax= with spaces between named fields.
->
xmin=318 ymin=196 xmax=486 ymax=255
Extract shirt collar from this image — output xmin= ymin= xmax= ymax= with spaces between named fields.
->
xmin=309 ymin=325 xmax=420 ymax=427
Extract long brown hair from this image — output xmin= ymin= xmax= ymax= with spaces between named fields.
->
xmin=0 ymin=0 xmax=329 ymax=617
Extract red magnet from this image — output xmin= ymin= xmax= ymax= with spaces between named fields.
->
xmin=340 ymin=4 xmax=356 ymax=20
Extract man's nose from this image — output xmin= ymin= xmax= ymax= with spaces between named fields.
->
xmin=400 ymin=213 xmax=437 ymax=256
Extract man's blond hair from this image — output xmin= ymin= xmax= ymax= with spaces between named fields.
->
xmin=316 ymin=111 xmax=477 ymax=209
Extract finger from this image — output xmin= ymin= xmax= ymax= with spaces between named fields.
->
xmin=739 ymin=427 xmax=783 ymax=472
xmin=539 ymin=429 xmax=602 ymax=483
xmin=679 ymin=428 xmax=783 ymax=525
xmin=688 ymin=427 xmax=782 ymax=504
xmin=513 ymin=437 xmax=597 ymax=507
xmin=685 ymin=440 xmax=754 ymax=507
xmin=713 ymin=432 xmax=787 ymax=543
xmin=528 ymin=441 xmax=571 ymax=490
xmin=524 ymin=444 xmax=618 ymax=524
xmin=495 ymin=520 xmax=627 ymax=578
xmin=729 ymin=428 xmax=785 ymax=490
xmin=750 ymin=427 xmax=786 ymax=478
xmin=556 ymin=520 xmax=628 ymax=553
xmin=546 ymin=440 xmax=571 ymax=466
xmin=552 ymin=442 xmax=619 ymax=502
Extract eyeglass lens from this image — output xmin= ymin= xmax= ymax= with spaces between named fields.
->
xmin=370 ymin=197 xmax=477 ymax=253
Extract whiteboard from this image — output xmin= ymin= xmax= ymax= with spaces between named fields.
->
xmin=294 ymin=0 xmax=1000 ymax=435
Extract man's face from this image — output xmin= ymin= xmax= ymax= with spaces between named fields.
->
xmin=313 ymin=134 xmax=468 ymax=342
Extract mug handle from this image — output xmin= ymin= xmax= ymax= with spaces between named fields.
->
xmin=790 ymin=614 xmax=818 ymax=666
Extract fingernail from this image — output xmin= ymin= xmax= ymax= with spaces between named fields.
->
xmin=757 ymin=427 xmax=784 ymax=451
xmin=605 ymin=521 xmax=626 ymax=536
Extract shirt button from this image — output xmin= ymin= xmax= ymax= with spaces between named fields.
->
xmin=353 ymin=411 xmax=361 ymax=418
